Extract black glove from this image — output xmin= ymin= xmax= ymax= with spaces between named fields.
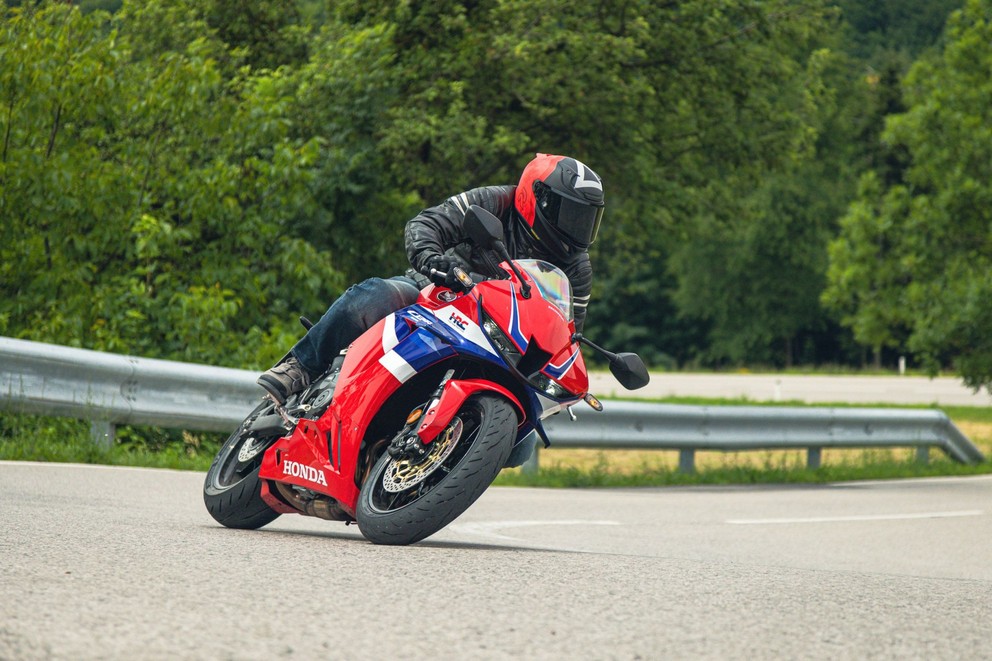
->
xmin=425 ymin=254 xmax=473 ymax=293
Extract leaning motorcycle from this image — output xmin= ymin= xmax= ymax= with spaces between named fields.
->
xmin=203 ymin=205 xmax=649 ymax=545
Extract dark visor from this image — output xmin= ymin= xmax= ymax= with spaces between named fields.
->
xmin=554 ymin=196 xmax=604 ymax=247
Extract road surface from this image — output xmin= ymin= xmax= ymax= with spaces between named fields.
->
xmin=2 ymin=461 xmax=989 ymax=659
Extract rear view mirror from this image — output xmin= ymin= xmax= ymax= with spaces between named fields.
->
xmin=609 ymin=352 xmax=650 ymax=390
xmin=464 ymin=205 xmax=505 ymax=248
xmin=465 ymin=204 xmax=530 ymax=295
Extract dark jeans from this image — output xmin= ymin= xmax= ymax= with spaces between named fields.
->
xmin=290 ymin=276 xmax=420 ymax=377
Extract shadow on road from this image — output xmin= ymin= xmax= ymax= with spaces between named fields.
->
xmin=201 ymin=523 xmax=575 ymax=554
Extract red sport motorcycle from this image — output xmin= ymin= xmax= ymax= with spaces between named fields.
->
xmin=203 ymin=206 xmax=649 ymax=545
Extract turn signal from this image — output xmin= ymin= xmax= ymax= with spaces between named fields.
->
xmin=583 ymin=393 xmax=604 ymax=411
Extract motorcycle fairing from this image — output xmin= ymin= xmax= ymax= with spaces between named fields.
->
xmin=464 ymin=274 xmax=589 ymax=406
xmin=259 ymin=288 xmax=540 ymax=515
xmin=259 ymin=481 xmax=300 ymax=514
xmin=546 ymin=348 xmax=579 ymax=379
xmin=259 ymin=313 xmax=417 ymax=515
xmin=415 ymin=377 xmax=525 ymax=444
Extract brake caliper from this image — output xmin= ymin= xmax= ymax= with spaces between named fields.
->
xmin=386 ymin=369 xmax=456 ymax=460
xmin=387 ymin=431 xmax=427 ymax=460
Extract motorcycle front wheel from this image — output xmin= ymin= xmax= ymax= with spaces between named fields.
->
xmin=356 ymin=394 xmax=517 ymax=545
xmin=203 ymin=399 xmax=284 ymax=530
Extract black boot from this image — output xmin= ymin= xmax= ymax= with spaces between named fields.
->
xmin=256 ymin=356 xmax=311 ymax=404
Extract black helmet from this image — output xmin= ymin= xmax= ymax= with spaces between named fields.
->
xmin=514 ymin=153 xmax=605 ymax=260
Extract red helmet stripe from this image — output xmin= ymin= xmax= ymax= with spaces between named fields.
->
xmin=515 ymin=153 xmax=565 ymax=226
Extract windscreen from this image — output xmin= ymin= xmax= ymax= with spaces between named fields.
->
xmin=517 ymin=260 xmax=573 ymax=321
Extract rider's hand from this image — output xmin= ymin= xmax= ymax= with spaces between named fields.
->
xmin=425 ymin=255 xmax=473 ymax=293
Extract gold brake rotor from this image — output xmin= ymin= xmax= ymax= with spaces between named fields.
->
xmin=382 ymin=417 xmax=463 ymax=493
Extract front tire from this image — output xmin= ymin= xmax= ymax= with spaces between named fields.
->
xmin=203 ymin=399 xmax=283 ymax=530
xmin=356 ymin=394 xmax=517 ymax=545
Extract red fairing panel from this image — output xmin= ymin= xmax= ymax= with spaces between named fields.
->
xmin=259 ymin=315 xmax=406 ymax=517
xmin=415 ymin=378 xmax=525 ymax=444
xmin=470 ymin=268 xmax=589 ymax=397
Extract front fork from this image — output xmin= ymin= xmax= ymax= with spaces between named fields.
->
xmin=387 ymin=372 xmax=526 ymax=459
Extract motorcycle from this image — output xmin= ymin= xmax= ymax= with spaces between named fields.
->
xmin=203 ymin=205 xmax=649 ymax=545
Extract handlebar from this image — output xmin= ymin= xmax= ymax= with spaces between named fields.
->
xmin=428 ymin=266 xmax=489 ymax=292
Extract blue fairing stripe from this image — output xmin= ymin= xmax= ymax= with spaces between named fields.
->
xmin=545 ymin=349 xmax=578 ymax=379
xmin=393 ymin=330 xmax=457 ymax=373
xmin=382 ymin=312 xmax=414 ymax=353
xmin=508 ymin=284 xmax=529 ymax=352
xmin=392 ymin=305 xmax=509 ymax=373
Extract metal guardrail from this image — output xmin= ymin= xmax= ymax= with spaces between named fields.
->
xmin=0 ymin=337 xmax=259 ymax=446
xmin=0 ymin=336 xmax=985 ymax=470
xmin=542 ymin=400 xmax=984 ymax=472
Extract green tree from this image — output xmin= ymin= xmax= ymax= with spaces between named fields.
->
xmin=4 ymin=0 xmax=975 ymax=381
xmin=824 ymin=0 xmax=992 ymax=391
xmin=672 ymin=0 xmax=963 ymax=369
xmin=670 ymin=168 xmax=839 ymax=367
xmin=205 ymin=0 xmax=311 ymax=71
xmin=838 ymin=0 xmax=963 ymax=61
xmin=0 ymin=2 xmax=342 ymax=368
xmin=326 ymin=1 xmax=839 ymax=365
xmin=281 ymin=20 xmax=420 ymax=280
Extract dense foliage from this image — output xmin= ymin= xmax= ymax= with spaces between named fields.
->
xmin=824 ymin=0 xmax=992 ymax=391
xmin=0 ymin=1 xmax=341 ymax=369
xmin=2 ymin=0 xmax=988 ymax=394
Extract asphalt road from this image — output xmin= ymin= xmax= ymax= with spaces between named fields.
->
xmin=2 ymin=461 xmax=990 ymax=660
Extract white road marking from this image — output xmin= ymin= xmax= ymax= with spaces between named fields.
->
xmin=450 ymin=520 xmax=620 ymax=542
xmin=727 ymin=510 xmax=983 ymax=525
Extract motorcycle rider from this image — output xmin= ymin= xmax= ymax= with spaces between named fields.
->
xmin=257 ymin=153 xmax=605 ymax=403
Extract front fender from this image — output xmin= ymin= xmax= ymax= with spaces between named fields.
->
xmin=416 ymin=378 xmax=525 ymax=444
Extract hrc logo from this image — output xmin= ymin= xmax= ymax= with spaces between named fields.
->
xmin=448 ymin=312 xmax=468 ymax=331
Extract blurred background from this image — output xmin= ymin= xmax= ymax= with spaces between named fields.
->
xmin=2 ymin=0 xmax=989 ymax=396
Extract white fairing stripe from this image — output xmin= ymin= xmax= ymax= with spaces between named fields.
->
xmin=379 ymin=350 xmax=416 ymax=383
xmin=381 ymin=313 xmax=400 ymax=352
xmin=436 ymin=305 xmax=498 ymax=356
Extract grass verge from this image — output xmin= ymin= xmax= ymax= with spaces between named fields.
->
xmin=0 ymin=415 xmax=220 ymax=472
xmin=493 ymin=448 xmax=992 ymax=488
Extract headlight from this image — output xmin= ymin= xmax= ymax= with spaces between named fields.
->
xmin=482 ymin=314 xmax=520 ymax=365
xmin=481 ymin=311 xmax=572 ymax=399
xmin=531 ymin=372 xmax=571 ymax=399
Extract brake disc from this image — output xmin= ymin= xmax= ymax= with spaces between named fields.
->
xmin=382 ymin=418 xmax=463 ymax=493
xmin=237 ymin=436 xmax=268 ymax=463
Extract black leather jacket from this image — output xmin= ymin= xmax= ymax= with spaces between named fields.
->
xmin=404 ymin=185 xmax=593 ymax=330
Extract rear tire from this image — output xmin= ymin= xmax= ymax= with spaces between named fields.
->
xmin=203 ymin=399 xmax=283 ymax=530
xmin=356 ymin=394 xmax=517 ymax=545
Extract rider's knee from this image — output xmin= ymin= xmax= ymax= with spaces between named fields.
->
xmin=345 ymin=278 xmax=414 ymax=325
xmin=385 ymin=277 xmax=420 ymax=307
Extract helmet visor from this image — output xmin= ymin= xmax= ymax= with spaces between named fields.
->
xmin=535 ymin=181 xmax=604 ymax=249
xmin=555 ymin=196 xmax=604 ymax=248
